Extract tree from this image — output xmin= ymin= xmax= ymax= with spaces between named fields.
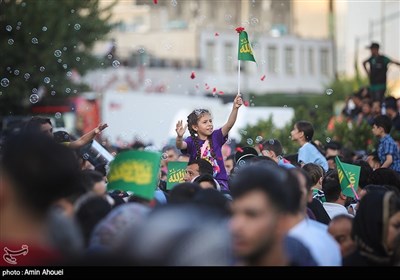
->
xmin=0 ymin=0 xmax=116 ymax=115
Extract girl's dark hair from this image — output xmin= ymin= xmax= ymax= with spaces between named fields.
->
xmin=295 ymin=120 xmax=325 ymax=156
xmin=187 ymin=109 xmax=216 ymax=160
xmin=295 ymin=121 xmax=314 ymax=142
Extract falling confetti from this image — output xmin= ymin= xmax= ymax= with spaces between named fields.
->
xmin=218 ymin=91 xmax=224 ymax=95
xmin=212 ymin=87 xmax=217 ymax=94
xmin=244 ymin=101 xmax=249 ymax=107
xmin=215 ymin=32 xmax=219 ymax=37
xmin=260 ymin=74 xmax=266 ymax=81
xmin=190 ymin=71 xmax=196 ymax=79
xmin=236 ymin=147 xmax=244 ymax=153
xmin=153 ymin=0 xmax=158 ymax=3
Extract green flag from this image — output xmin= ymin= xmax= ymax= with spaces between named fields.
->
xmin=166 ymin=161 xmax=187 ymax=190
xmin=107 ymin=150 xmax=161 ymax=200
xmin=335 ymin=156 xmax=360 ymax=198
xmin=238 ymin=31 xmax=256 ymax=62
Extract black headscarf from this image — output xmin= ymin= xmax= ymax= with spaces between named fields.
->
xmin=352 ymin=191 xmax=400 ymax=265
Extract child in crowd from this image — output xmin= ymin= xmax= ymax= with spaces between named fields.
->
xmin=291 ymin=120 xmax=328 ymax=172
xmin=175 ymin=95 xmax=243 ymax=190
xmin=371 ymin=115 xmax=400 ymax=173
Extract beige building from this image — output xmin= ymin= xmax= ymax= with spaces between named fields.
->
xmin=93 ymin=0 xmax=335 ymax=94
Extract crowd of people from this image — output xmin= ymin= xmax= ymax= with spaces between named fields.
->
xmin=1 ymin=41 xmax=400 ymax=267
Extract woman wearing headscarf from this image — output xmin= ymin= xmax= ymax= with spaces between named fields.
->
xmin=344 ymin=191 xmax=400 ymax=266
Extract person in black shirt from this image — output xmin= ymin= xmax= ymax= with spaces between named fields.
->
xmin=363 ymin=42 xmax=400 ymax=104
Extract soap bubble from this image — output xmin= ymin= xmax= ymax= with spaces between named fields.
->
xmin=29 ymin=94 xmax=39 ymax=104
xmin=1 ymin=78 xmax=10 ymax=87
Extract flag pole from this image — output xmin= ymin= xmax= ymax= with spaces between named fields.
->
xmin=238 ymin=60 xmax=241 ymax=96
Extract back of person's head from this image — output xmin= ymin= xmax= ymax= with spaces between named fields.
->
xmin=95 ymin=163 xmax=108 ymax=177
xmin=261 ymin=138 xmax=283 ymax=156
xmin=290 ymin=167 xmax=313 ymax=192
xmin=372 ymin=115 xmax=392 ymax=134
xmin=23 ymin=116 xmax=52 ymax=134
xmin=193 ymin=188 xmax=231 ymax=217
xmin=384 ymin=96 xmax=398 ymax=112
xmin=1 ymin=132 xmax=82 ymax=217
xmin=295 ymin=121 xmax=314 ymax=141
xmin=353 ymin=159 xmax=373 ymax=189
xmin=193 ymin=174 xmax=218 ymax=190
xmin=322 ymin=171 xmax=341 ymax=202
xmin=230 ymin=164 xmax=301 ymax=214
xmin=75 ymin=195 xmax=112 ymax=246
xmin=188 ymin=158 xmax=213 ymax=175
xmin=352 ymin=191 xmax=400 ymax=263
xmin=80 ymin=170 xmax=105 ymax=192
xmin=302 ymin=163 xmax=324 ymax=186
xmin=168 ymin=182 xmax=201 ymax=204
xmin=125 ymin=204 xmax=231 ymax=266
xmin=369 ymin=168 xmax=400 ymax=192
xmin=247 ymin=155 xmax=278 ymax=166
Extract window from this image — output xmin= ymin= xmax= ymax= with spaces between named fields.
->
xmin=300 ymin=47 xmax=305 ymax=75
xmin=267 ymin=46 xmax=278 ymax=74
xmin=206 ymin=42 xmax=215 ymax=71
xmin=320 ymin=48 xmax=330 ymax=76
xmin=224 ymin=43 xmax=234 ymax=73
xmin=308 ymin=48 xmax=314 ymax=75
xmin=285 ymin=47 xmax=294 ymax=75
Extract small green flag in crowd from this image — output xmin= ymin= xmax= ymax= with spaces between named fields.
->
xmin=335 ymin=156 xmax=360 ymax=199
xmin=236 ymin=27 xmax=256 ymax=63
xmin=107 ymin=150 xmax=161 ymax=200
xmin=166 ymin=161 xmax=187 ymax=190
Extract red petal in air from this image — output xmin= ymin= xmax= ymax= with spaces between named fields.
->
xmin=218 ymin=91 xmax=224 ymax=95
xmin=215 ymin=32 xmax=219 ymax=36
xmin=212 ymin=87 xmax=217 ymax=93
xmin=153 ymin=0 xmax=158 ymax=4
xmin=190 ymin=71 xmax=196 ymax=79
xmin=235 ymin=27 xmax=245 ymax=33
xmin=244 ymin=101 xmax=249 ymax=107
xmin=236 ymin=147 xmax=244 ymax=153
xmin=260 ymin=75 xmax=266 ymax=81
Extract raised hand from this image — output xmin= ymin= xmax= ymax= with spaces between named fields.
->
xmin=95 ymin=123 xmax=108 ymax=134
xmin=233 ymin=94 xmax=243 ymax=109
xmin=175 ymin=120 xmax=187 ymax=137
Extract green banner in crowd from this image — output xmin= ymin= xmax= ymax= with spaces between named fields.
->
xmin=335 ymin=156 xmax=360 ymax=198
xmin=166 ymin=161 xmax=187 ymax=190
xmin=237 ymin=30 xmax=256 ymax=63
xmin=107 ymin=150 xmax=161 ymax=200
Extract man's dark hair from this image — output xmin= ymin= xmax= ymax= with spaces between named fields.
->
xmin=193 ymin=174 xmax=217 ymax=189
xmin=372 ymin=115 xmax=392 ymax=134
xmin=24 ymin=116 xmax=52 ymax=134
xmin=302 ymin=163 xmax=324 ymax=186
xmin=230 ymin=165 xmax=301 ymax=214
xmin=188 ymin=159 xmax=213 ymax=176
xmin=369 ymin=168 xmax=400 ymax=192
xmin=261 ymin=139 xmax=283 ymax=156
xmin=322 ymin=171 xmax=341 ymax=202
xmin=168 ymin=182 xmax=201 ymax=204
xmin=353 ymin=160 xmax=373 ymax=189
xmin=0 ymin=132 xmax=81 ymax=217
xmin=384 ymin=97 xmax=398 ymax=111
xmin=80 ymin=170 xmax=105 ymax=192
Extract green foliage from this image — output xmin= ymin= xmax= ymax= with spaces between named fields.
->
xmin=327 ymin=120 xmax=375 ymax=151
xmin=0 ymin=0 xmax=116 ymax=114
xmin=239 ymin=77 xmax=374 ymax=154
